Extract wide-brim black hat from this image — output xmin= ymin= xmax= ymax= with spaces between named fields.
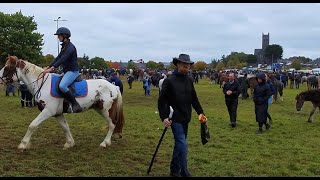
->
xmin=173 ymin=54 xmax=194 ymax=66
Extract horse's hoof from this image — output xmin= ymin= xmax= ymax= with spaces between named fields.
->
xmin=17 ymin=148 xmax=26 ymax=153
xmin=63 ymin=143 xmax=74 ymax=150
xmin=25 ymin=142 xmax=31 ymax=149
xmin=112 ymin=133 xmax=122 ymax=139
xmin=307 ymin=120 xmax=312 ymax=123
xmin=99 ymin=142 xmax=107 ymax=148
xmin=18 ymin=143 xmax=26 ymax=150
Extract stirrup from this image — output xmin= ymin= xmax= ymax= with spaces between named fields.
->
xmin=67 ymin=103 xmax=82 ymax=113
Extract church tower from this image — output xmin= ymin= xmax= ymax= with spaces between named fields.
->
xmin=262 ymin=33 xmax=269 ymax=51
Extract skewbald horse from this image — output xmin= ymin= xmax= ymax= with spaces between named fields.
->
xmin=0 ymin=56 xmax=124 ymax=151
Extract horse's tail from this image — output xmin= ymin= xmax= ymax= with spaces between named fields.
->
xmin=110 ymin=87 xmax=124 ymax=136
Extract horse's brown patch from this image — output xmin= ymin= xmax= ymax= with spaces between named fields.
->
xmin=90 ymin=100 xmax=104 ymax=110
xmin=17 ymin=60 xmax=26 ymax=70
xmin=7 ymin=56 xmax=18 ymax=67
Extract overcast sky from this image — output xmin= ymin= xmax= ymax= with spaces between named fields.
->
xmin=1 ymin=3 xmax=319 ymax=63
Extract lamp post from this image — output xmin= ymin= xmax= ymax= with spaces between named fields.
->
xmin=54 ymin=17 xmax=67 ymax=55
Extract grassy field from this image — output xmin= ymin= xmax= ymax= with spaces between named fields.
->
xmin=0 ymin=77 xmax=320 ymax=177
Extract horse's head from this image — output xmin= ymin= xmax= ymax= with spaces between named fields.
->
xmin=0 ymin=55 xmax=26 ymax=85
xmin=295 ymin=93 xmax=305 ymax=111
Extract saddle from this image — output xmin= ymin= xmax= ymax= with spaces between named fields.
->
xmin=50 ymin=74 xmax=88 ymax=98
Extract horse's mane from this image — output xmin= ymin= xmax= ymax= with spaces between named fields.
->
xmin=297 ymin=89 xmax=320 ymax=101
xmin=23 ymin=60 xmax=44 ymax=75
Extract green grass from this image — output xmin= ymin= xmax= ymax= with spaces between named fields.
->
xmin=0 ymin=78 xmax=319 ymax=177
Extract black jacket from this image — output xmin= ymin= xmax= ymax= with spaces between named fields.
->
xmin=158 ymin=69 xmax=203 ymax=124
xmin=49 ymin=41 xmax=79 ymax=73
xmin=253 ymin=81 xmax=272 ymax=105
xmin=223 ymin=80 xmax=241 ymax=100
xmin=19 ymin=84 xmax=28 ymax=92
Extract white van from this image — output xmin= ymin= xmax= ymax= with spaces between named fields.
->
xmin=312 ymin=68 xmax=320 ymax=75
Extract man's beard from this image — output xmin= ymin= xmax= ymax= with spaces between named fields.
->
xmin=180 ymin=67 xmax=189 ymax=75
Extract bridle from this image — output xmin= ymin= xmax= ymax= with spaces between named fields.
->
xmin=0 ymin=59 xmax=49 ymax=102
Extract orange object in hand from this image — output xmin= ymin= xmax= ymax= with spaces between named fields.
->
xmin=198 ymin=113 xmax=207 ymax=124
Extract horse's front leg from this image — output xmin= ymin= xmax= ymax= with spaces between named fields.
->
xmin=307 ymin=105 xmax=317 ymax=123
xmin=18 ymin=108 xmax=54 ymax=151
xmin=55 ymin=114 xmax=75 ymax=150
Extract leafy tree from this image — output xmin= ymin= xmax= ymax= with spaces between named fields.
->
xmin=168 ymin=62 xmax=176 ymax=70
xmin=146 ymin=60 xmax=158 ymax=69
xmin=247 ymin=54 xmax=257 ymax=65
xmin=78 ymin=54 xmax=90 ymax=69
xmin=264 ymin=44 xmax=283 ymax=63
xmin=194 ymin=61 xmax=207 ymax=71
xmin=288 ymin=56 xmax=312 ymax=64
xmin=105 ymin=60 xmax=112 ymax=68
xmin=127 ymin=60 xmax=137 ymax=69
xmin=226 ymin=52 xmax=248 ymax=63
xmin=221 ymin=55 xmax=228 ymax=65
xmin=0 ymin=11 xmax=44 ymax=66
xmin=216 ymin=62 xmax=225 ymax=71
xmin=41 ymin=54 xmax=55 ymax=67
xmin=109 ymin=62 xmax=120 ymax=69
xmin=90 ymin=56 xmax=107 ymax=69
xmin=291 ymin=59 xmax=301 ymax=70
xmin=209 ymin=59 xmax=218 ymax=69
xmin=157 ymin=62 xmax=164 ymax=69
xmin=227 ymin=56 xmax=241 ymax=69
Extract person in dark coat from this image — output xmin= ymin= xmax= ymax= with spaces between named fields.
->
xmin=240 ymin=73 xmax=249 ymax=99
xmin=109 ymin=72 xmax=123 ymax=95
xmin=223 ymin=72 xmax=241 ymax=127
xmin=158 ymin=54 xmax=207 ymax=177
xmin=253 ymin=73 xmax=273 ymax=134
xmin=127 ymin=74 xmax=134 ymax=89
xmin=266 ymin=74 xmax=275 ymax=123
xmin=19 ymin=81 xmax=28 ymax=108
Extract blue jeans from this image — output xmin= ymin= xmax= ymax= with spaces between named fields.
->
xmin=6 ymin=85 xmax=15 ymax=96
xmin=170 ymin=122 xmax=190 ymax=177
xmin=59 ymin=71 xmax=79 ymax=93
xmin=268 ymin=96 xmax=273 ymax=106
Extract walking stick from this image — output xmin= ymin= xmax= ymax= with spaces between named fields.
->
xmin=147 ymin=106 xmax=173 ymax=175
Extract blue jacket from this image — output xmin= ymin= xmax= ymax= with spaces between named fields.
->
xmin=109 ymin=76 xmax=123 ymax=94
xmin=49 ymin=41 xmax=79 ymax=73
xmin=267 ymin=80 xmax=275 ymax=95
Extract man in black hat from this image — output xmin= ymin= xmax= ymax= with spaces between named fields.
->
xmin=158 ymin=54 xmax=207 ymax=177
xmin=223 ymin=72 xmax=241 ymax=128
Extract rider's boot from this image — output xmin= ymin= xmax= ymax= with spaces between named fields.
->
xmin=63 ymin=91 xmax=82 ymax=113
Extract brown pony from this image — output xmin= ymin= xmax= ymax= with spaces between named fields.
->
xmin=296 ymin=89 xmax=320 ymax=123
xmin=219 ymin=75 xmax=229 ymax=88
xmin=248 ymin=75 xmax=258 ymax=97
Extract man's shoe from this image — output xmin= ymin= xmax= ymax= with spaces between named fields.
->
xmin=170 ymin=172 xmax=180 ymax=177
xmin=230 ymin=122 xmax=236 ymax=128
xmin=256 ymin=128 xmax=263 ymax=134
xmin=266 ymin=123 xmax=271 ymax=130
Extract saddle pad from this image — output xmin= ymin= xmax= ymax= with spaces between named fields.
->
xmin=50 ymin=74 xmax=88 ymax=98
